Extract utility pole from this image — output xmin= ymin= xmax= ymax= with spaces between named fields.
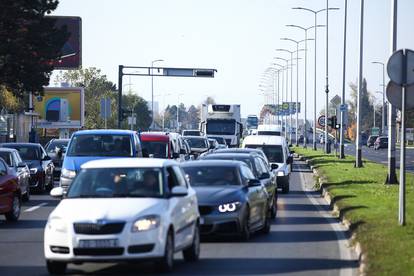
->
xmin=355 ymin=0 xmax=364 ymax=168
xmin=324 ymin=0 xmax=329 ymax=154
xmin=340 ymin=0 xmax=348 ymax=159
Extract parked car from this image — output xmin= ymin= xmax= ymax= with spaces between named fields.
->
xmin=46 ymin=158 xmax=200 ymax=274
xmin=1 ymin=143 xmax=54 ymax=192
xmin=183 ymin=136 xmax=209 ymax=159
xmin=0 ymin=157 xmax=21 ymax=221
xmin=60 ymin=130 xmax=143 ymax=191
xmin=45 ymin=139 xmax=70 ymax=181
xmin=0 ymin=148 xmax=30 ymax=201
xmin=374 ymin=136 xmax=388 ymax=150
xmin=242 ymin=135 xmax=292 ymax=193
xmin=181 ymin=160 xmax=270 ymax=240
xmin=182 ymin=129 xmax=201 ymax=136
xmin=367 ymin=135 xmax=379 ymax=148
xmin=200 ymin=152 xmax=277 ymax=218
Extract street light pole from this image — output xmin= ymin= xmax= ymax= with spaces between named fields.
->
xmin=372 ymin=61 xmax=386 ymax=135
xmin=340 ymin=0 xmax=348 ymax=159
xmin=150 ymin=59 xmax=164 ymax=130
xmin=275 ymin=57 xmax=289 ymax=138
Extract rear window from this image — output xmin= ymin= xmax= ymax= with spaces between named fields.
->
xmin=257 ymin=131 xmax=281 ymax=136
xmin=182 ymin=166 xmax=240 ymax=186
xmin=185 ymin=137 xmax=208 ymax=149
xmin=201 ymin=155 xmax=255 ymax=174
xmin=2 ymin=145 xmax=39 ymax=160
xmin=67 ymin=134 xmax=133 ymax=157
xmin=245 ymin=145 xmax=284 ymax=163
xmin=141 ymin=141 xmax=168 ymax=158
xmin=0 ymin=152 xmax=12 ymax=166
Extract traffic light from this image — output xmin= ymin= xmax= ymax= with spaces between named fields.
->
xmin=120 ymin=108 xmax=129 ymax=121
xmin=330 ymin=116 xmax=337 ymax=129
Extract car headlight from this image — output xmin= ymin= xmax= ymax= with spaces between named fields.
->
xmin=218 ymin=202 xmax=241 ymax=213
xmin=61 ymin=168 xmax=76 ymax=179
xmin=47 ymin=217 xmax=67 ymax=233
xmin=131 ymin=215 xmax=160 ymax=232
xmin=30 ymin=168 xmax=38 ymax=174
xmin=277 ymin=171 xmax=285 ymax=177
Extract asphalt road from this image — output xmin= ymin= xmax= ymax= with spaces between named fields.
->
xmin=0 ymin=160 xmax=358 ymax=276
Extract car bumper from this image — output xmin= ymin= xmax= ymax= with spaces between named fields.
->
xmin=29 ymin=173 xmax=42 ymax=188
xmin=199 ymin=207 xmax=245 ymax=236
xmin=59 ymin=176 xmax=73 ymax=192
xmin=44 ymin=223 xmax=167 ymax=262
xmin=277 ymin=175 xmax=289 ymax=188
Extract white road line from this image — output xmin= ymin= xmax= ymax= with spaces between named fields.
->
xmin=299 ymin=169 xmax=357 ymax=276
xmin=24 ymin=203 xmax=48 ymax=212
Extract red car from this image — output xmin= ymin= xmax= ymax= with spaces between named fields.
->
xmin=140 ymin=133 xmax=174 ymax=159
xmin=0 ymin=157 xmax=21 ymax=221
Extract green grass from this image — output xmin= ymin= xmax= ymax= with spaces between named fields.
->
xmin=293 ymin=147 xmax=414 ymax=276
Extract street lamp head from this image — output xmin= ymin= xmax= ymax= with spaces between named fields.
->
xmin=372 ymin=61 xmax=384 ymax=65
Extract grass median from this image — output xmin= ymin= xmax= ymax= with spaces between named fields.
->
xmin=293 ymin=146 xmax=414 ymax=275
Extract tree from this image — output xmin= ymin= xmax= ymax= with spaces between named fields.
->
xmin=122 ymin=92 xmax=151 ymax=130
xmin=0 ymin=86 xmax=25 ymax=113
xmin=0 ymin=0 xmax=69 ymax=97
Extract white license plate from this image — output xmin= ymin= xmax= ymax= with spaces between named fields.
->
xmin=78 ymin=239 xmax=118 ymax=248
xmin=200 ymin=217 xmax=205 ymax=225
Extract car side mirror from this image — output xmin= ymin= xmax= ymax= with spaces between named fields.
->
xmin=271 ymin=164 xmax=279 ymax=170
xmin=248 ymin=179 xmax=261 ymax=187
xmin=50 ymin=187 xmax=64 ymax=198
xmin=260 ymin=172 xmax=270 ymax=179
xmin=18 ymin=162 xmax=27 ymax=168
xmin=171 ymin=186 xmax=188 ymax=197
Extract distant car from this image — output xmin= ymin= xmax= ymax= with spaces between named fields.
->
xmin=367 ymin=135 xmax=378 ymax=147
xmin=140 ymin=133 xmax=173 ymax=159
xmin=374 ymin=136 xmax=388 ymax=150
xmin=182 ymin=130 xmax=201 ymax=136
xmin=207 ymin=138 xmax=220 ymax=151
xmin=0 ymin=148 xmax=30 ymax=201
xmin=60 ymin=130 xmax=143 ymax=191
xmin=1 ymin=143 xmax=54 ymax=192
xmin=183 ymin=136 xmax=209 ymax=159
xmin=181 ymin=160 xmax=270 ymax=240
xmin=212 ymin=148 xmax=271 ymax=169
xmin=45 ymin=139 xmax=70 ymax=181
xmin=207 ymin=136 xmax=228 ymax=149
xmin=200 ymin=152 xmax=277 ymax=218
xmin=0 ymin=157 xmax=21 ymax=221
xmin=46 ymin=158 xmax=200 ymax=274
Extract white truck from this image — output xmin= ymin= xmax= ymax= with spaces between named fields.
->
xmin=200 ymin=104 xmax=243 ymax=147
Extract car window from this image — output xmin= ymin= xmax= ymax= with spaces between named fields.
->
xmin=45 ymin=140 xmax=69 ymax=153
xmin=172 ymin=166 xmax=187 ymax=187
xmin=245 ymin=145 xmax=284 ymax=163
xmin=0 ymin=152 xmax=12 ymax=167
xmin=14 ymin=152 xmax=23 ymax=164
xmin=67 ymin=134 xmax=133 ymax=157
xmin=4 ymin=146 xmax=39 ymax=160
xmin=240 ymin=165 xmax=255 ymax=180
xmin=0 ymin=159 xmax=7 ymax=174
xmin=141 ymin=141 xmax=168 ymax=158
xmin=182 ymin=166 xmax=241 ymax=186
xmin=166 ymin=167 xmax=181 ymax=190
xmin=257 ymin=157 xmax=270 ymax=174
xmin=254 ymin=157 xmax=264 ymax=176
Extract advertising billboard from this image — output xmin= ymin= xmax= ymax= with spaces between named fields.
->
xmin=33 ymin=87 xmax=84 ymax=129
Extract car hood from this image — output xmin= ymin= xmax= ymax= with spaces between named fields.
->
xmin=193 ymin=186 xmax=244 ymax=205
xmin=63 ymin=156 xmax=117 ymax=172
xmin=50 ymin=198 xmax=168 ymax=223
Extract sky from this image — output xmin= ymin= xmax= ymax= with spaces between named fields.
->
xmin=51 ymin=0 xmax=414 ymax=119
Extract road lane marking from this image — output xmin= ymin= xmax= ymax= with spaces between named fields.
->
xmin=24 ymin=203 xmax=48 ymax=212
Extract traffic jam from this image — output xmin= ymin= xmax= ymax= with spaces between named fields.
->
xmin=0 ymin=105 xmax=293 ymax=274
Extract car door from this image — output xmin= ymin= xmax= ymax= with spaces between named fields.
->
xmin=240 ymin=165 xmax=265 ymax=226
xmin=0 ymin=160 xmax=14 ymax=213
xmin=13 ymin=152 xmax=29 ymax=194
xmin=40 ymin=147 xmax=53 ymax=183
xmin=166 ymin=166 xmax=194 ymax=250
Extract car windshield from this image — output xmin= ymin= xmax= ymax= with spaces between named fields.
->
xmin=185 ymin=138 xmax=208 ymax=149
xmin=67 ymin=167 xmax=164 ymax=198
xmin=245 ymin=145 xmax=284 ymax=163
xmin=67 ymin=134 xmax=133 ymax=157
xmin=183 ymin=131 xmax=200 ymax=136
xmin=46 ymin=140 xmax=69 ymax=153
xmin=257 ymin=131 xmax=281 ymax=136
xmin=206 ymin=119 xmax=235 ymax=135
xmin=141 ymin=141 xmax=168 ymax=158
xmin=0 ymin=152 xmax=12 ymax=166
xmin=182 ymin=166 xmax=240 ymax=186
xmin=2 ymin=145 xmax=39 ymax=160
xmin=202 ymin=155 xmax=255 ymax=174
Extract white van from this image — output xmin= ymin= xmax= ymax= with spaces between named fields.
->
xmin=242 ymin=135 xmax=292 ymax=193
xmin=257 ymin=124 xmax=282 ymax=136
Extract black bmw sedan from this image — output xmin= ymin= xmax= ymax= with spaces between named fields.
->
xmin=181 ymin=160 xmax=270 ymax=241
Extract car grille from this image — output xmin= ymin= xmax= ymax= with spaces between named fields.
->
xmin=73 ymin=222 xmax=125 ymax=235
xmin=73 ymin=248 xmax=124 ymax=256
xmin=200 ymin=224 xmax=214 ymax=234
xmin=128 ymin=244 xmax=155 ymax=254
xmin=199 ymin=206 xmax=214 ymax=215
xmin=225 ymin=139 xmax=232 ymax=145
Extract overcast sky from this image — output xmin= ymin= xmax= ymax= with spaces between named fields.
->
xmin=52 ymin=0 xmax=414 ymax=119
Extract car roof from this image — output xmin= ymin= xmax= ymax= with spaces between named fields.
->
xmin=49 ymin=138 xmax=70 ymax=142
xmin=0 ymin=147 xmax=18 ymax=153
xmin=0 ymin=143 xmax=41 ymax=148
xmin=73 ymin=129 xmax=136 ymax=136
xmin=215 ymin=148 xmax=261 ymax=153
xmin=243 ymin=135 xmax=286 ymax=146
xmin=257 ymin=124 xmax=282 ymax=131
xmin=203 ymin=153 xmax=257 ymax=160
xmin=181 ymin=159 xmax=246 ymax=168
xmin=183 ymin=136 xmax=206 ymax=139
xmin=140 ymin=133 xmax=170 ymax=142
xmin=81 ymin=158 xmax=177 ymax=169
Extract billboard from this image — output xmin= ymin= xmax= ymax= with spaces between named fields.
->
xmin=263 ymin=103 xmax=301 ymax=116
xmin=33 ymin=87 xmax=84 ymax=129
xmin=48 ymin=16 xmax=82 ymax=69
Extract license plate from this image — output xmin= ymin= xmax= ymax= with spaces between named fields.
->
xmin=200 ymin=217 xmax=205 ymax=225
xmin=78 ymin=239 xmax=118 ymax=248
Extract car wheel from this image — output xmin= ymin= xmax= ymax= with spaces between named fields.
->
xmin=22 ymin=185 xmax=30 ymax=202
xmin=156 ymin=230 xmax=174 ymax=272
xmin=47 ymin=174 xmax=54 ymax=191
xmin=240 ymin=208 xmax=250 ymax=241
xmin=183 ymin=223 xmax=200 ymax=262
xmin=46 ymin=260 xmax=67 ymax=275
xmin=5 ymin=194 xmax=21 ymax=222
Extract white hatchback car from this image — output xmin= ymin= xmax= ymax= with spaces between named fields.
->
xmin=44 ymin=158 xmax=200 ymax=274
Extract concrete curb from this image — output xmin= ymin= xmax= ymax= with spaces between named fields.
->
xmin=300 ymin=155 xmax=366 ymax=276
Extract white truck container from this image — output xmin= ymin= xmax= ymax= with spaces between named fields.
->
xmin=200 ymin=104 xmax=243 ymax=147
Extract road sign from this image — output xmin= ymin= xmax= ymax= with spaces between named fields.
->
xmin=371 ymin=127 xmax=380 ymax=136
xmin=100 ymin=98 xmax=111 ymax=119
xmin=387 ymin=49 xmax=414 ymax=86
xmin=386 ymin=81 xmax=414 ymax=110
xmin=330 ymin=95 xmax=341 ymax=106
xmin=339 ymin=104 xmax=347 ymax=112
xmin=318 ymin=115 xmax=326 ymax=127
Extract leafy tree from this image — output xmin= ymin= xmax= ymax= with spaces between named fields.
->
xmin=122 ymin=92 xmax=151 ymax=130
xmin=0 ymin=86 xmax=25 ymax=113
xmin=0 ymin=0 xmax=69 ymax=97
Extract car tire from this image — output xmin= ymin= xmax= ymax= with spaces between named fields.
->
xmin=46 ymin=260 xmax=67 ymax=275
xmin=183 ymin=223 xmax=200 ymax=262
xmin=156 ymin=230 xmax=174 ymax=272
xmin=22 ymin=186 xmax=30 ymax=202
xmin=5 ymin=194 xmax=21 ymax=222
xmin=47 ymin=174 xmax=54 ymax=191
xmin=240 ymin=208 xmax=251 ymax=241
xmin=270 ymin=198 xmax=277 ymax=219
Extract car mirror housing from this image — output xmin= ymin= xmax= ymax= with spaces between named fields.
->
xmin=271 ymin=164 xmax=279 ymax=170
xmin=50 ymin=187 xmax=64 ymax=198
xmin=248 ymin=179 xmax=261 ymax=187
xmin=18 ymin=162 xmax=27 ymax=168
xmin=171 ymin=186 xmax=188 ymax=197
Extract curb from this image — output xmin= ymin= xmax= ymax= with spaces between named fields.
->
xmin=300 ymin=155 xmax=366 ymax=276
